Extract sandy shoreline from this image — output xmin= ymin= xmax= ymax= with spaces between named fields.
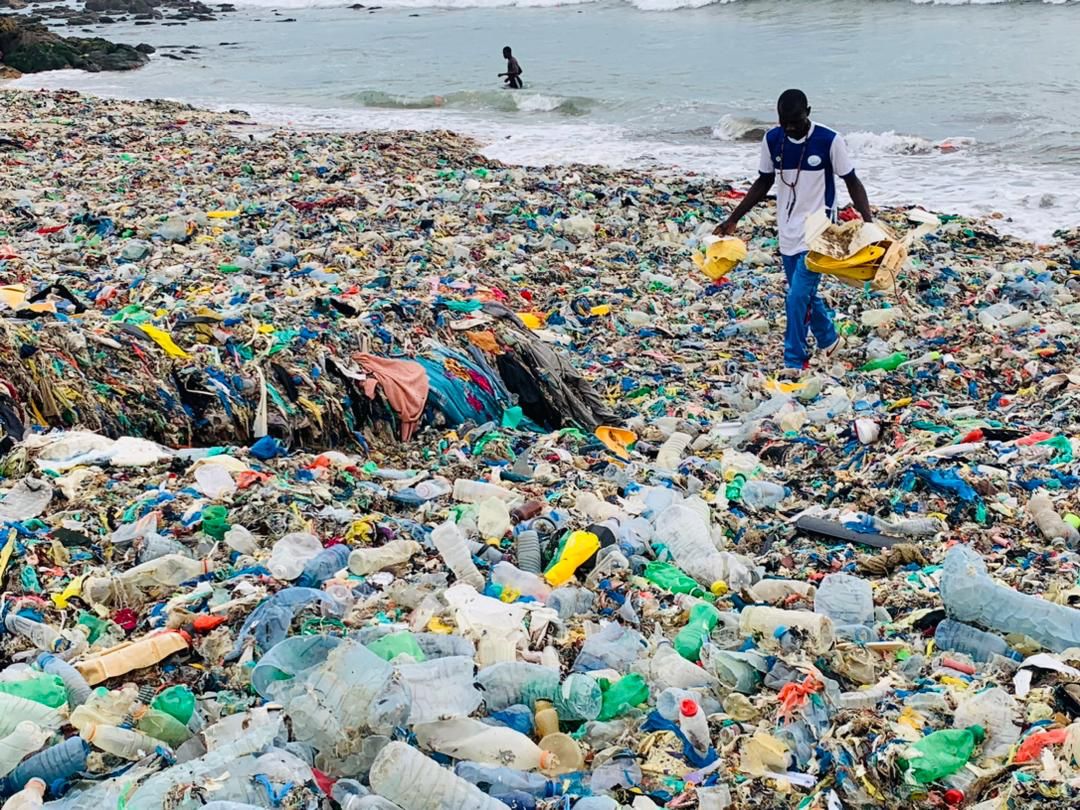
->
xmin=0 ymin=86 xmax=1076 ymax=449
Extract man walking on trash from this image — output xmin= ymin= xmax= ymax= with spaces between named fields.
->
xmin=716 ymin=89 xmax=874 ymax=375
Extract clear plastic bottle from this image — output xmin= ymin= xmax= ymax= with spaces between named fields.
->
xmin=118 ymin=554 xmax=212 ymax=587
xmin=348 ymin=539 xmax=421 ymax=575
xmin=1027 ymin=494 xmax=1080 ymax=546
xmin=397 ymin=656 xmax=482 ymax=725
xmin=454 ymin=762 xmax=555 ymax=798
xmin=0 ymin=694 xmax=64 ymax=738
xmin=3 ymin=616 xmax=67 ymax=654
xmin=653 ymin=505 xmax=756 ymax=591
xmin=431 ymin=521 xmax=485 ymax=590
xmin=940 ymin=544 xmax=1080 ymax=652
xmin=739 ymin=606 xmax=835 ymax=652
xmin=414 ymin=717 xmax=556 ymax=770
xmin=492 ymin=562 xmax=551 ymax=601
xmin=0 ymin=722 xmax=48 ymax=778
xmin=81 ymin=723 xmax=163 ymax=760
xmin=655 ymin=432 xmax=692 ymax=471
xmin=5 ymin=776 xmax=45 ymax=810
xmin=475 ymin=663 xmax=560 ymax=712
xmin=814 ymin=573 xmax=874 ymax=627
xmin=452 ymin=479 xmax=523 ymax=507
xmin=835 ymin=678 xmax=894 ymax=711
xmin=332 ymin=779 xmax=405 ymax=810
xmin=267 ymin=532 xmax=323 ymax=580
xmin=934 ymin=619 xmax=1020 ymax=662
xmin=739 ymin=481 xmax=787 ymax=511
xmin=369 ymin=741 xmax=508 ymax=810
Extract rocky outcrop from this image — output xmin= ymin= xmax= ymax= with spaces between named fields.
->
xmin=0 ymin=15 xmax=149 ymax=72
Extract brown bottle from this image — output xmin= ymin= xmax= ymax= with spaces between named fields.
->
xmin=511 ymin=500 xmax=544 ymax=524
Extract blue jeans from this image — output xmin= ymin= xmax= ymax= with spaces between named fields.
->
xmin=782 ymin=252 xmax=837 ymax=369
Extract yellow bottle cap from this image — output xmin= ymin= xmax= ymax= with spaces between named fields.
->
xmin=710 ymin=581 xmax=728 ymax=596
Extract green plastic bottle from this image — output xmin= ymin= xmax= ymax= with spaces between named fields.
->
xmin=597 ymin=674 xmax=649 ymax=721
xmin=674 ymin=603 xmax=721 ymax=662
xmin=898 ymin=725 xmax=985 ymax=784
xmin=860 ymin=352 xmax=909 ymax=372
xmin=643 ymin=561 xmax=709 ymax=600
xmin=366 ymin=631 xmax=427 ymax=663
xmin=152 ymin=685 xmax=196 ymax=725
xmin=0 ymin=674 xmax=67 ymax=708
xmin=138 ymin=707 xmax=193 ymax=747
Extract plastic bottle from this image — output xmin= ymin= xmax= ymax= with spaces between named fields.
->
xmin=475 ymin=662 xmax=560 ymax=711
xmin=3 ymin=615 xmax=67 ymax=654
xmin=533 ymin=700 xmax=559 ymax=738
xmin=4 ymin=777 xmax=45 ymax=810
xmin=398 ymin=656 xmax=481 ymax=725
xmin=674 ymin=603 xmax=720 ymax=662
xmin=579 ymin=676 xmax=632 ymax=728
xmin=454 ymin=762 xmax=556 ymax=798
xmin=748 ymin=579 xmax=816 ymax=603
xmin=677 ymin=697 xmax=710 ymax=756
xmin=814 ymin=573 xmax=874 ymax=627
xmin=654 ymin=505 xmax=756 ymax=591
xmin=151 ymin=684 xmax=195 ymax=725
xmin=898 ymin=726 xmax=985 ymax=784
xmin=452 ymin=479 xmax=524 ymax=507
xmin=1 ymin=736 xmax=88 ymax=794
xmin=636 ymin=643 xmax=719 ymax=691
xmin=348 ymin=539 xmax=421 ymax=575
xmin=493 ymin=562 xmax=551 ymax=602
xmin=860 ymin=352 xmax=908 ymax=372
xmin=835 ymin=678 xmax=895 ymax=711
xmin=431 ymin=521 xmax=486 ymax=590
xmin=1027 ymin=494 xmax=1080 ymax=546
xmin=416 ymin=721 xmax=561 ymax=768
xmin=81 ymin=723 xmax=163 ymax=760
xmin=511 ymin=501 xmax=544 ymax=524
xmin=297 ymin=544 xmax=352 ymax=587
xmin=514 ymin=529 xmax=543 ymax=575
xmin=940 ymin=544 xmax=1080 ymax=652
xmin=655 ymin=432 xmax=692 ymax=471
xmin=934 ymin=619 xmax=1020 ymax=663
xmin=74 ymin=631 xmax=191 ymax=685
xmin=0 ymin=694 xmax=64 ymax=738
xmin=137 ymin=708 xmax=192 ymax=748
xmin=643 ymin=561 xmax=708 ymax=599
xmin=739 ymin=481 xmax=787 ymax=511
xmin=119 ymin=554 xmax=212 ymax=587
xmin=332 ymin=779 xmax=405 ymax=810
xmin=0 ymin=722 xmax=48 ymax=778
xmin=35 ymin=654 xmax=91 ymax=709
xmin=267 ymin=532 xmax=323 ymax=580
xmin=543 ymin=531 xmax=600 ymax=587
xmin=739 ymin=606 xmax=835 ymax=653
xmin=0 ymin=675 xmax=66 ymax=709
xmin=371 ymin=742 xmax=508 ymax=810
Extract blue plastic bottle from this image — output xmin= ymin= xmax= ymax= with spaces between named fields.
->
xmin=296 ymin=545 xmax=351 ymax=588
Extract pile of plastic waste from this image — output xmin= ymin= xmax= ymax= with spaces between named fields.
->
xmin=2 ymin=89 xmax=1080 ymax=810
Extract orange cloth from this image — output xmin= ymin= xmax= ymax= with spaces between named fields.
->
xmin=357 ymin=353 xmax=429 ymax=441
xmin=466 ymin=330 xmax=501 ymax=354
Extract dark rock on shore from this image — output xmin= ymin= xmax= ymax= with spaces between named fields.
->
xmin=0 ymin=14 xmax=149 ymax=72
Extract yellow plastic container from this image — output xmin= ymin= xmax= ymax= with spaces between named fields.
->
xmin=693 ymin=237 xmax=747 ymax=280
xmin=75 ymin=631 xmax=191 ymax=685
xmin=806 ymin=244 xmax=886 ymax=281
xmin=544 ymin=531 xmax=601 ymax=587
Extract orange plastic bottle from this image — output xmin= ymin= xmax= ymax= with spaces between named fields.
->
xmin=74 ymin=630 xmax=190 ymax=685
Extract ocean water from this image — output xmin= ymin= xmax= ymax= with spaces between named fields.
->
xmin=12 ymin=0 xmax=1080 ymax=240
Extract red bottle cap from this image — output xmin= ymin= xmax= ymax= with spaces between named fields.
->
xmin=680 ymin=698 xmax=699 ymax=717
xmin=944 ymin=788 xmax=964 ymax=806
